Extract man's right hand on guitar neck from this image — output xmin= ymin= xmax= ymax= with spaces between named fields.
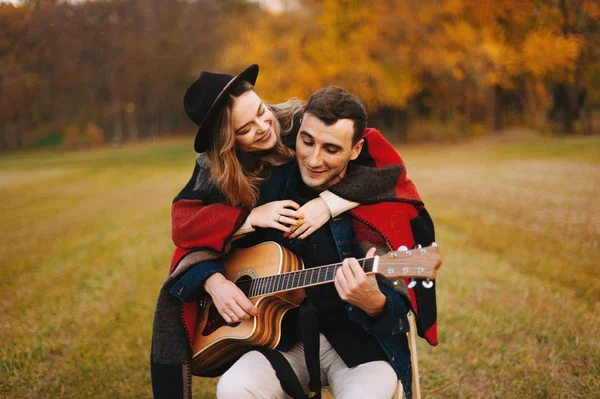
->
xmin=204 ymin=273 xmax=258 ymax=324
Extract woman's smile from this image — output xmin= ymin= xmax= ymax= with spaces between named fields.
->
xmin=256 ymin=127 xmax=272 ymax=143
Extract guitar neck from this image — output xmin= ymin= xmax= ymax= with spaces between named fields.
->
xmin=241 ymin=257 xmax=377 ymax=298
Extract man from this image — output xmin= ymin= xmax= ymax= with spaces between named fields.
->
xmin=210 ymin=86 xmax=436 ymax=399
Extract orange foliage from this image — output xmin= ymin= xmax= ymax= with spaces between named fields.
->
xmin=218 ymin=0 xmax=597 ymax=135
xmin=521 ymin=29 xmax=582 ymax=81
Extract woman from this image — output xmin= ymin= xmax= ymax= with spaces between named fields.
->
xmin=175 ymin=64 xmax=344 ymax=255
xmin=152 ymin=64 xmax=428 ymax=398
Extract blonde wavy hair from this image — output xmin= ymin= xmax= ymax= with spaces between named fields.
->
xmin=207 ymin=81 xmax=305 ymax=207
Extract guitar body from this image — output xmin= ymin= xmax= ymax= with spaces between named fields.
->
xmin=189 ymin=240 xmax=442 ymax=377
xmin=191 ymin=242 xmax=305 ymax=377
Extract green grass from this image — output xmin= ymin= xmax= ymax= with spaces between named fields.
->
xmin=0 ymin=135 xmax=598 ymax=398
xmin=490 ymin=136 xmax=600 ymax=163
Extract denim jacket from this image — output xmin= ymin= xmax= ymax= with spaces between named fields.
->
xmin=329 ymin=213 xmax=413 ymax=399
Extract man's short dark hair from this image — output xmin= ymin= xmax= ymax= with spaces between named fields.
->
xmin=305 ymin=86 xmax=367 ymax=144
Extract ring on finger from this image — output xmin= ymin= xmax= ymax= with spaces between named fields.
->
xmin=229 ymin=312 xmax=235 ymax=318
xmin=277 ymin=215 xmax=282 ymax=223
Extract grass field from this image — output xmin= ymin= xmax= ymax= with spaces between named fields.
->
xmin=0 ymin=135 xmax=598 ymax=398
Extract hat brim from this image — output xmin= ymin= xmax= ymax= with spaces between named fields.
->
xmin=194 ymin=64 xmax=259 ymax=153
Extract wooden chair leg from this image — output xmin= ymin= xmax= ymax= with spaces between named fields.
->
xmin=394 ymin=312 xmax=421 ymax=399
xmin=408 ymin=312 xmax=421 ymax=399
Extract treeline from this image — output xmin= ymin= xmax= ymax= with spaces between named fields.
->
xmin=0 ymin=0 xmax=249 ymax=150
xmin=0 ymin=0 xmax=598 ymax=151
xmin=224 ymin=0 xmax=599 ymax=140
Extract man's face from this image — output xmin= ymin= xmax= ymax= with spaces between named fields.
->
xmin=295 ymin=113 xmax=364 ymax=191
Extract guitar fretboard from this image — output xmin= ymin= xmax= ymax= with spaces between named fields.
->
xmin=237 ymin=257 xmax=376 ymax=298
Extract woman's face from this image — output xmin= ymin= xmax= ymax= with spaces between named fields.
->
xmin=231 ymin=90 xmax=278 ymax=153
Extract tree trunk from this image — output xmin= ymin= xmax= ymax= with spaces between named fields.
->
xmin=3 ymin=120 xmax=19 ymax=150
xmin=112 ymin=103 xmax=123 ymax=146
xmin=486 ymin=86 xmax=493 ymax=133
xmin=127 ymin=111 xmax=139 ymax=142
xmin=558 ymin=0 xmax=577 ymax=135
xmin=15 ymin=117 xmax=24 ymax=149
xmin=562 ymin=88 xmax=575 ymax=134
xmin=462 ymin=81 xmax=471 ymax=135
xmin=493 ymin=85 xmax=504 ymax=132
xmin=581 ymin=106 xmax=592 ymax=135
xmin=0 ymin=124 xmax=5 ymax=152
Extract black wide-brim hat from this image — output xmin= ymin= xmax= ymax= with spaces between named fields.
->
xmin=184 ymin=64 xmax=259 ymax=153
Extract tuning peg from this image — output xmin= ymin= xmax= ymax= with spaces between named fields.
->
xmin=422 ymin=279 xmax=434 ymax=289
xmin=408 ymin=279 xmax=417 ymax=289
xmin=398 ymin=246 xmax=408 ymax=252
xmin=431 ymin=242 xmax=438 ymax=247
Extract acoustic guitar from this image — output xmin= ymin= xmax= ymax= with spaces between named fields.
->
xmin=191 ymin=241 xmax=441 ymax=377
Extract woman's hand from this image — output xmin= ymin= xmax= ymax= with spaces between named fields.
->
xmin=247 ymin=200 xmax=304 ymax=233
xmin=287 ymin=197 xmax=331 ymax=239
xmin=204 ymin=273 xmax=258 ymax=324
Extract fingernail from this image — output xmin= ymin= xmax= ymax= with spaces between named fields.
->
xmin=284 ymin=233 xmax=289 ymax=238
xmin=296 ymin=220 xmax=303 ymax=225
xmin=299 ymin=214 xmax=305 ymax=219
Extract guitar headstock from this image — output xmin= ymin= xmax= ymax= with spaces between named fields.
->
xmin=375 ymin=244 xmax=441 ymax=280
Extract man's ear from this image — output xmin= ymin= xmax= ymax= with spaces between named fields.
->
xmin=349 ymin=138 xmax=364 ymax=161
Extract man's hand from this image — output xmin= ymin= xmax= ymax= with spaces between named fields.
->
xmin=334 ymin=247 xmax=386 ymax=318
xmin=204 ymin=273 xmax=258 ymax=324
xmin=287 ymin=197 xmax=331 ymax=239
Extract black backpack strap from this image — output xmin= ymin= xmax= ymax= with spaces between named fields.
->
xmin=257 ymin=348 xmax=308 ymax=399
xmin=299 ymin=299 xmax=322 ymax=399
xmin=257 ymin=298 xmax=322 ymax=399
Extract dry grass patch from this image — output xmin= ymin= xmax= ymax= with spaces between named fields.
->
xmin=402 ymin=137 xmax=599 ymax=398
xmin=0 ymin=136 xmax=598 ymax=398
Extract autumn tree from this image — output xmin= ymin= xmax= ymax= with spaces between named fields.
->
xmin=221 ymin=0 xmax=599 ymax=137
xmin=0 ymin=0 xmax=230 ymax=150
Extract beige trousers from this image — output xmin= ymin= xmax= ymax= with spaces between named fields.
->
xmin=217 ymin=334 xmax=398 ymax=399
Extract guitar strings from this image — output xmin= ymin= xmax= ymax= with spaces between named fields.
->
xmin=234 ymin=257 xmax=375 ymax=296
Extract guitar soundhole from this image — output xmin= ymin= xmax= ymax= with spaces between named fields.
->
xmin=201 ymin=275 xmax=251 ymax=336
xmin=201 ymin=304 xmax=240 ymax=336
